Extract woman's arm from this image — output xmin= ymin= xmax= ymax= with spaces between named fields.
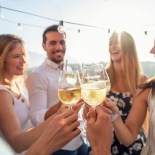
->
xmin=26 ymin=109 xmax=80 ymax=155
xmin=104 ymin=89 xmax=148 ymax=146
xmin=0 ymin=91 xmax=80 ymax=153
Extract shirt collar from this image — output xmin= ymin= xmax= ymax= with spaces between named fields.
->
xmin=45 ymin=59 xmax=60 ymax=69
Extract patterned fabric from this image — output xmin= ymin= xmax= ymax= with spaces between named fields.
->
xmin=107 ymin=90 xmax=146 ymax=155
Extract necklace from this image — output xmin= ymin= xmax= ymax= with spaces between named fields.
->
xmin=6 ymin=82 xmax=21 ymax=99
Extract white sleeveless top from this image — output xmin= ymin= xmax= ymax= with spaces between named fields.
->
xmin=0 ymin=85 xmax=32 ymax=155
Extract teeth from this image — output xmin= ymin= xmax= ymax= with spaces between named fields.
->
xmin=112 ymin=51 xmax=118 ymax=54
xmin=17 ymin=67 xmax=23 ymax=69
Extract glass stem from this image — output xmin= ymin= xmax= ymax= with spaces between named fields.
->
xmin=68 ymin=105 xmax=72 ymax=109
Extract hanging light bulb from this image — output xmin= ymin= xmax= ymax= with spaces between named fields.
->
xmin=78 ymin=29 xmax=80 ymax=33
xmin=58 ymin=20 xmax=65 ymax=33
xmin=144 ymin=31 xmax=148 ymax=35
xmin=17 ymin=23 xmax=22 ymax=30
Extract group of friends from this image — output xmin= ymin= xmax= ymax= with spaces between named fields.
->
xmin=0 ymin=24 xmax=155 ymax=155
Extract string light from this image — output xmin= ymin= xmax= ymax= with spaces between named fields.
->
xmin=144 ymin=31 xmax=148 ymax=35
xmin=0 ymin=5 xmax=155 ymax=35
xmin=58 ymin=20 xmax=65 ymax=33
xmin=17 ymin=23 xmax=22 ymax=30
xmin=1 ymin=17 xmax=46 ymax=29
xmin=0 ymin=6 xmax=106 ymax=30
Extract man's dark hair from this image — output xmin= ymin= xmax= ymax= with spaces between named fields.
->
xmin=42 ymin=25 xmax=66 ymax=43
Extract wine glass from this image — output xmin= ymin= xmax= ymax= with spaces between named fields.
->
xmin=64 ymin=58 xmax=83 ymax=81
xmin=103 ymin=69 xmax=111 ymax=95
xmin=102 ymin=69 xmax=118 ymax=121
xmin=58 ymin=69 xmax=81 ymax=109
xmin=80 ymin=64 xmax=107 ymax=140
xmin=81 ymin=64 xmax=107 ymax=108
xmin=64 ymin=58 xmax=82 ymax=70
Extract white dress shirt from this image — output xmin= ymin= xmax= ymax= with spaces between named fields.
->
xmin=26 ymin=58 xmax=83 ymax=151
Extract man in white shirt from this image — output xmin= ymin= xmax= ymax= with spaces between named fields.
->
xmin=26 ymin=25 xmax=89 ymax=155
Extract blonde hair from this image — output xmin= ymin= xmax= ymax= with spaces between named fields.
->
xmin=0 ymin=34 xmax=28 ymax=87
xmin=107 ymin=31 xmax=142 ymax=95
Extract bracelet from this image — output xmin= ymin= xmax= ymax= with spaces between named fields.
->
xmin=110 ymin=113 xmax=119 ymax=122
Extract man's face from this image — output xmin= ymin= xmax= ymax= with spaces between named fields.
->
xmin=42 ymin=31 xmax=66 ymax=63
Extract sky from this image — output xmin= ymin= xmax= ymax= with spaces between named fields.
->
xmin=0 ymin=0 xmax=155 ymax=68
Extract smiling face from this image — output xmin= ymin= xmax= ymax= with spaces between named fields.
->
xmin=109 ymin=32 xmax=122 ymax=63
xmin=4 ymin=43 xmax=26 ymax=80
xmin=42 ymin=31 xmax=66 ymax=64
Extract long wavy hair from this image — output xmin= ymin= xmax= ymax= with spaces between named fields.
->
xmin=0 ymin=34 xmax=28 ymax=87
xmin=107 ymin=31 xmax=142 ymax=95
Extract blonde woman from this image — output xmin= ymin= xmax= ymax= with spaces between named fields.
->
xmin=0 ymin=34 xmax=80 ymax=154
xmin=104 ymin=39 xmax=155 ymax=155
xmin=106 ymin=31 xmax=148 ymax=155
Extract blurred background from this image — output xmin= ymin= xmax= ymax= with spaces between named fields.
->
xmin=0 ymin=0 xmax=155 ymax=77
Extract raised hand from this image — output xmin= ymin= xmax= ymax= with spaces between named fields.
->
xmin=86 ymin=107 xmax=113 ymax=155
xmin=27 ymin=108 xmax=80 ymax=155
xmin=103 ymin=98 xmax=120 ymax=121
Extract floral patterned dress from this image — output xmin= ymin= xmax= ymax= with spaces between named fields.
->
xmin=107 ymin=90 xmax=146 ymax=155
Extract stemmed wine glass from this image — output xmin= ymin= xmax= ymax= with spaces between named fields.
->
xmin=103 ymin=69 xmax=111 ymax=95
xmin=64 ymin=58 xmax=84 ymax=81
xmin=102 ymin=68 xmax=118 ymax=121
xmin=81 ymin=64 xmax=107 ymax=108
xmin=80 ymin=64 xmax=107 ymax=139
xmin=58 ymin=67 xmax=81 ymax=109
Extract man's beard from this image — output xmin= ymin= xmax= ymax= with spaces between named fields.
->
xmin=52 ymin=59 xmax=63 ymax=64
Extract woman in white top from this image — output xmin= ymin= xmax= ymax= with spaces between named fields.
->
xmin=0 ymin=34 xmax=80 ymax=154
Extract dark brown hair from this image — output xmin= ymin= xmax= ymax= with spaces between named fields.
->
xmin=42 ymin=25 xmax=66 ymax=44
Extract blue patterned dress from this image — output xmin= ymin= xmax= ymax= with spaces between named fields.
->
xmin=107 ymin=90 xmax=146 ymax=155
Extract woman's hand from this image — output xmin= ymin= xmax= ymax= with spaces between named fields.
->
xmin=26 ymin=108 xmax=80 ymax=155
xmin=44 ymin=101 xmax=61 ymax=120
xmin=103 ymin=98 xmax=120 ymax=121
xmin=86 ymin=107 xmax=113 ymax=155
xmin=72 ymin=99 xmax=84 ymax=114
xmin=44 ymin=99 xmax=84 ymax=120
xmin=47 ymin=109 xmax=81 ymax=152
xmin=103 ymin=98 xmax=120 ymax=114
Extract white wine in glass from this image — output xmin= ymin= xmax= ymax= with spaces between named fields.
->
xmin=58 ymin=70 xmax=81 ymax=108
xmin=81 ymin=64 xmax=107 ymax=108
xmin=80 ymin=64 xmax=107 ymax=139
xmin=81 ymin=81 xmax=106 ymax=108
